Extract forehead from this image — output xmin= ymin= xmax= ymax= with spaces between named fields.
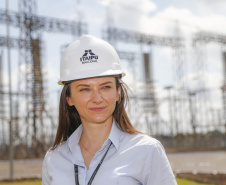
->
xmin=70 ymin=76 xmax=116 ymax=86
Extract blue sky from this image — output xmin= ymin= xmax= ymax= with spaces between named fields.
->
xmin=1 ymin=0 xmax=226 ymax=134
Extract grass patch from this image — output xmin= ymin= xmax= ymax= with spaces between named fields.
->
xmin=0 ymin=178 xmax=214 ymax=185
xmin=177 ymin=178 xmax=214 ymax=185
xmin=0 ymin=180 xmax=41 ymax=185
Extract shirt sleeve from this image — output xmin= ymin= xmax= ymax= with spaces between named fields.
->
xmin=42 ymin=152 xmax=51 ymax=185
xmin=143 ymin=141 xmax=178 ymax=185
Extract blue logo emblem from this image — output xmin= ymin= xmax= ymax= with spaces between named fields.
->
xmin=80 ymin=50 xmax=98 ymax=64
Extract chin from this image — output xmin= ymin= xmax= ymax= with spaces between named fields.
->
xmin=91 ymin=115 xmax=112 ymax=124
xmin=92 ymin=118 xmax=109 ymax=124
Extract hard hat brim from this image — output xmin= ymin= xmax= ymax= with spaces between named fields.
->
xmin=58 ymin=70 xmax=126 ymax=85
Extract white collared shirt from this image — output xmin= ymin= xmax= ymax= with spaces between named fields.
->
xmin=42 ymin=120 xmax=177 ymax=185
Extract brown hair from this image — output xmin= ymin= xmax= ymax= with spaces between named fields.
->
xmin=51 ymin=77 xmax=140 ymax=150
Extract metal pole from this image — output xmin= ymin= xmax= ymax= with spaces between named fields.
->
xmin=6 ymin=0 xmax=14 ymax=180
xmin=165 ymin=86 xmax=174 ymax=136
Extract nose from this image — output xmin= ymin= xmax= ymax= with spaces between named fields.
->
xmin=91 ymin=90 xmax=103 ymax=104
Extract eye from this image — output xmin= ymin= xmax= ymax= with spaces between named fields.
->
xmin=80 ymin=88 xmax=89 ymax=92
xmin=102 ymin=86 xmax=111 ymax=90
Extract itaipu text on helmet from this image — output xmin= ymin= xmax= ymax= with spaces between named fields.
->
xmin=80 ymin=55 xmax=98 ymax=64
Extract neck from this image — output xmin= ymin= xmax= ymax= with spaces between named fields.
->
xmin=80 ymin=117 xmax=113 ymax=149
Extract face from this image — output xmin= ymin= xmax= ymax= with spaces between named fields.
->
xmin=67 ymin=77 xmax=120 ymax=125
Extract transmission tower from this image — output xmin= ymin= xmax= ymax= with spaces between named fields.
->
xmin=17 ymin=0 xmax=42 ymax=149
xmin=0 ymin=0 xmax=86 ymax=157
xmin=222 ymin=50 xmax=226 ymax=134
xmin=192 ymin=31 xmax=226 ymax=133
xmin=103 ymin=27 xmax=184 ymax=135
xmin=0 ymin=50 xmax=6 ymax=151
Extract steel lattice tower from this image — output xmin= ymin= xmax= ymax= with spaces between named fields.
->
xmin=0 ymin=50 xmax=6 ymax=150
xmin=0 ymin=0 xmax=86 ymax=157
xmin=103 ymin=27 xmax=184 ymax=135
xmin=222 ymin=50 xmax=226 ymax=134
xmin=193 ymin=31 xmax=226 ymax=133
xmin=17 ymin=0 xmax=44 ymax=149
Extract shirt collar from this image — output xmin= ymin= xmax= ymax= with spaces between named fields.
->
xmin=67 ymin=124 xmax=83 ymax=153
xmin=66 ymin=118 xmax=122 ymax=153
xmin=107 ymin=118 xmax=121 ymax=151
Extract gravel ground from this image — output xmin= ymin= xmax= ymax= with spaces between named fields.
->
xmin=0 ymin=151 xmax=226 ymax=180
xmin=167 ymin=150 xmax=226 ymax=174
xmin=0 ymin=159 xmax=43 ymax=180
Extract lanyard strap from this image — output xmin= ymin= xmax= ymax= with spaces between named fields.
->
xmin=74 ymin=141 xmax=112 ymax=185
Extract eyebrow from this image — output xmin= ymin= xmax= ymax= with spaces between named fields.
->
xmin=76 ymin=84 xmax=89 ymax=88
xmin=76 ymin=81 xmax=113 ymax=88
xmin=100 ymin=81 xmax=113 ymax=86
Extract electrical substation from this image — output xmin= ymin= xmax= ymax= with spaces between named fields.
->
xmin=0 ymin=0 xmax=226 ymax=163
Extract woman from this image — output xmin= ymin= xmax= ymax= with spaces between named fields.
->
xmin=42 ymin=35 xmax=177 ymax=185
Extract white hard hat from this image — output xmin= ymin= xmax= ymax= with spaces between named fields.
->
xmin=58 ymin=35 xmax=126 ymax=85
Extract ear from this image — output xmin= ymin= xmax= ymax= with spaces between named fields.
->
xmin=116 ymin=86 xmax=121 ymax=102
xmin=66 ymin=96 xmax=74 ymax=106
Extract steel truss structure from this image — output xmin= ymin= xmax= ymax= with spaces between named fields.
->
xmin=0 ymin=36 xmax=26 ymax=48
xmin=0 ymin=51 xmax=5 ymax=150
xmin=193 ymin=31 xmax=226 ymax=45
xmin=192 ymin=31 xmax=226 ymax=133
xmin=0 ymin=0 xmax=86 ymax=158
xmin=103 ymin=27 xmax=183 ymax=47
xmin=103 ymin=27 xmax=185 ymax=135
xmin=0 ymin=9 xmax=85 ymax=36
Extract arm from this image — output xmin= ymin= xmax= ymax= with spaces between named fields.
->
xmin=42 ymin=153 xmax=52 ymax=185
xmin=143 ymin=141 xmax=177 ymax=185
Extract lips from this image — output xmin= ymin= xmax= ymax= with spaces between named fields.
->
xmin=89 ymin=106 xmax=106 ymax=112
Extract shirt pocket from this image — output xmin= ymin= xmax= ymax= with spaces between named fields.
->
xmin=117 ymin=176 xmax=142 ymax=185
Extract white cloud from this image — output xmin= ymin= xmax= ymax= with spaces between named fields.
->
xmin=192 ymin=0 xmax=226 ymax=16
xmin=134 ymin=5 xmax=226 ymax=37
xmin=98 ymin=0 xmax=156 ymax=30
xmin=99 ymin=0 xmax=156 ymax=13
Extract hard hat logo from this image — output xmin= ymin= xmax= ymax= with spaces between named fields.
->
xmin=80 ymin=49 xmax=98 ymax=64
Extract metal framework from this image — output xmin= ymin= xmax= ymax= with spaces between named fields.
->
xmin=103 ymin=27 xmax=185 ymax=135
xmin=0 ymin=9 xmax=85 ymax=36
xmin=0 ymin=0 xmax=86 ymax=159
xmin=193 ymin=31 xmax=226 ymax=45
xmin=0 ymin=36 xmax=26 ymax=48
xmin=104 ymin=27 xmax=183 ymax=47
xmin=117 ymin=51 xmax=136 ymax=61
xmin=193 ymin=31 xmax=226 ymax=133
xmin=222 ymin=52 xmax=226 ymax=134
xmin=0 ymin=50 xmax=5 ymax=150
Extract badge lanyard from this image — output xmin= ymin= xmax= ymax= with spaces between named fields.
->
xmin=74 ymin=142 xmax=112 ymax=185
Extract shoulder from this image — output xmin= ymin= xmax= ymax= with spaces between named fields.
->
xmin=120 ymin=133 xmax=164 ymax=154
xmin=43 ymin=141 xmax=71 ymax=175
xmin=42 ymin=141 xmax=75 ymax=184
xmin=118 ymin=133 xmax=171 ymax=172
xmin=44 ymin=141 xmax=68 ymax=162
xmin=124 ymin=133 xmax=161 ymax=146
